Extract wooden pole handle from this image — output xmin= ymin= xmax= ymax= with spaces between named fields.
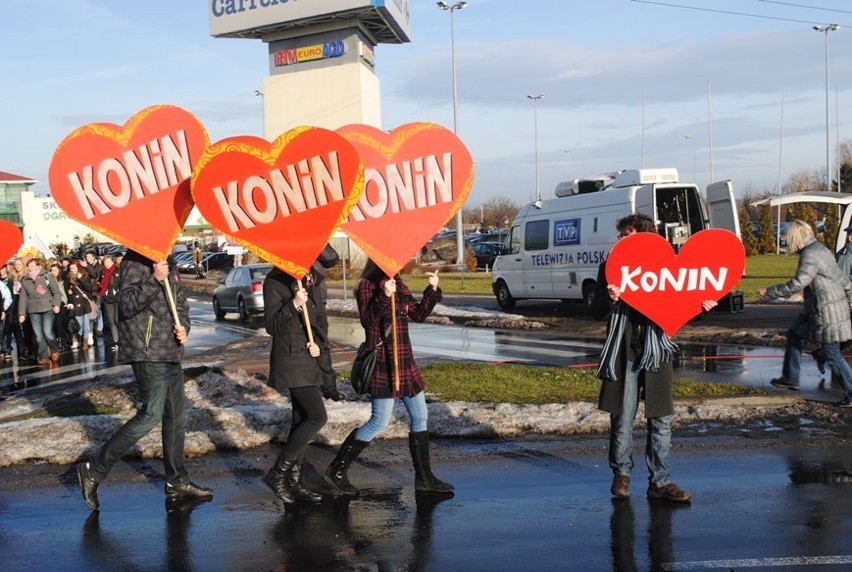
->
xmin=391 ymin=294 xmax=399 ymax=394
xmin=297 ymin=280 xmax=316 ymax=346
xmin=162 ymin=277 xmax=181 ymax=326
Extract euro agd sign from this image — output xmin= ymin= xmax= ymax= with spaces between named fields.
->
xmin=274 ymin=40 xmax=345 ymax=67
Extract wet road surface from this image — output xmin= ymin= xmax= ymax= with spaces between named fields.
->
xmin=0 ymin=438 xmax=849 ymax=571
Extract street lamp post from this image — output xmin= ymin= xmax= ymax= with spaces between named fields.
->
xmin=528 ymin=94 xmax=543 ymax=205
xmin=437 ymin=1 xmax=467 ymax=266
xmin=684 ymin=135 xmax=696 ymax=183
xmin=813 ymin=24 xmax=839 ymax=191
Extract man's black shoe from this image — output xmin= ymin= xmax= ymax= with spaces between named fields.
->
xmin=770 ymin=377 xmax=800 ymax=391
xmin=165 ymin=480 xmax=213 ymax=499
xmin=165 ymin=495 xmax=213 ymax=515
xmin=76 ymin=461 xmax=100 ymax=511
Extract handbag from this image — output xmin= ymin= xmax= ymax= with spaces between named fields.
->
xmin=75 ymin=285 xmax=98 ymax=320
xmin=350 ymin=340 xmax=381 ymax=394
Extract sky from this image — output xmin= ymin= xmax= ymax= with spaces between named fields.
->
xmin=2 ymin=0 xmax=852 ymax=209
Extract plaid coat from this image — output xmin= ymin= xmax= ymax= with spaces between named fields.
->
xmin=356 ymin=276 xmax=442 ymax=398
xmin=117 ymin=252 xmax=190 ymax=364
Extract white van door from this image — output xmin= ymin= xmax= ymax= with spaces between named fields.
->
xmin=706 ymin=180 xmax=741 ymax=239
xmin=520 ymin=218 xmax=554 ymax=298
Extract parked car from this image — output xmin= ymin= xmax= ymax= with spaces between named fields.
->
xmin=473 ymin=242 xmax=504 ymax=270
xmin=177 ymin=251 xmax=233 ymax=274
xmin=469 ymin=231 xmax=508 ymax=245
xmin=212 ymin=263 xmax=273 ymax=321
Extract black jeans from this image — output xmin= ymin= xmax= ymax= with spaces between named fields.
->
xmin=102 ymin=301 xmax=119 ymax=343
xmin=283 ymin=385 xmax=328 ymax=463
xmin=92 ymin=361 xmax=188 ymax=485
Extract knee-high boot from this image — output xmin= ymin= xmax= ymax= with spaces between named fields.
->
xmin=409 ymin=431 xmax=454 ymax=495
xmin=324 ymin=429 xmax=369 ymax=496
xmin=263 ymin=454 xmax=297 ymax=504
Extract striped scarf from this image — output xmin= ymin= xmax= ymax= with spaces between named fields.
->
xmin=596 ymin=303 xmax=678 ymax=382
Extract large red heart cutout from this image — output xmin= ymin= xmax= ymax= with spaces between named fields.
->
xmin=338 ymin=123 xmax=474 ymax=277
xmin=190 ymin=129 xmax=364 ymax=279
xmin=0 ymin=221 xmax=23 ymax=263
xmin=48 ymin=105 xmax=210 ymax=261
xmin=605 ymin=229 xmax=745 ymax=336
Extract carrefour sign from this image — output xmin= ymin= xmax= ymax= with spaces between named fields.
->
xmin=209 ymin=0 xmax=411 ymax=44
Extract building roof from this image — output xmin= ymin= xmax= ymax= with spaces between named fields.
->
xmin=0 ymin=171 xmax=37 ymax=185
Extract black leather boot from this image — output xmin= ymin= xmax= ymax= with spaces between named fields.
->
xmin=324 ymin=429 xmax=369 ymax=496
xmin=409 ymin=431 xmax=454 ymax=495
xmin=288 ymin=463 xmax=322 ymax=503
xmin=263 ymin=457 xmax=297 ymax=504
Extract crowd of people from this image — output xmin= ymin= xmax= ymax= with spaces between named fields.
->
xmin=0 ymin=249 xmax=123 ymax=367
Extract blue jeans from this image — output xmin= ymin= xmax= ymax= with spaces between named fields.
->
xmin=782 ymin=324 xmax=852 ymax=400
xmin=609 ymin=360 xmax=672 ymax=487
xmin=91 ymin=362 xmax=188 ymax=485
xmin=28 ymin=311 xmax=58 ymax=359
xmin=355 ymin=391 xmax=428 ymax=442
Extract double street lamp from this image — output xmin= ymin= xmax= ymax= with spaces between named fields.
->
xmin=437 ymin=1 xmax=467 ymax=265
xmin=528 ymin=94 xmax=544 ymax=205
xmin=813 ymin=24 xmax=839 ymax=191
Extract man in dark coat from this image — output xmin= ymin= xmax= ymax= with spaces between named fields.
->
xmin=75 ymin=250 xmax=213 ymax=511
xmin=592 ymin=214 xmax=716 ymax=503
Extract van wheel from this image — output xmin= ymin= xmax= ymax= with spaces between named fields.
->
xmin=495 ymin=281 xmax=516 ymax=310
xmin=582 ymin=282 xmax=596 ymax=310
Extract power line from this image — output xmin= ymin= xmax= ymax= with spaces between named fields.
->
xmin=757 ymin=0 xmax=852 ymax=16
xmin=630 ymin=0 xmax=851 ymax=26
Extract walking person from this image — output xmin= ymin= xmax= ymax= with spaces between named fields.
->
xmin=11 ymin=257 xmax=35 ymax=363
xmin=66 ymin=261 xmax=96 ymax=350
xmin=48 ymin=263 xmax=69 ymax=350
xmin=192 ymin=242 xmax=204 ymax=279
xmin=324 ymin=260 xmax=453 ymax=497
xmin=0 ymin=265 xmax=15 ymax=361
xmin=17 ymin=258 xmax=63 ymax=366
xmin=98 ymin=254 xmax=120 ymax=351
xmin=76 ymin=250 xmax=212 ymax=511
xmin=261 ymin=261 xmax=332 ymax=504
xmin=760 ymin=219 xmax=852 ymax=408
xmin=592 ymin=214 xmax=716 ymax=503
xmin=80 ymin=249 xmax=104 ymax=336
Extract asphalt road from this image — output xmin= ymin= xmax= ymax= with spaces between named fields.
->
xmin=0 ymin=436 xmax=849 ymax=571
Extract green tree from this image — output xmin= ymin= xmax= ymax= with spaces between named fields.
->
xmin=756 ymin=204 xmax=777 ymax=254
xmin=738 ymin=195 xmax=759 ymax=256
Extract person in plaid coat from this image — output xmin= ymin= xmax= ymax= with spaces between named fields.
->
xmin=324 ymin=259 xmax=453 ymax=496
xmin=75 ymin=250 xmax=213 ymax=511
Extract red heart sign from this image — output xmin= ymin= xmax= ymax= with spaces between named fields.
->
xmin=48 ymin=105 xmax=210 ymax=261
xmin=338 ymin=123 xmax=474 ymax=277
xmin=605 ymin=229 xmax=745 ymax=336
xmin=0 ymin=221 xmax=23 ymax=264
xmin=190 ymin=129 xmax=364 ymax=279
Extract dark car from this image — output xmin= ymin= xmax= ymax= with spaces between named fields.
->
xmin=212 ymin=263 xmax=273 ymax=321
xmin=178 ymin=251 xmax=233 ymax=275
xmin=473 ymin=242 xmax=504 ymax=271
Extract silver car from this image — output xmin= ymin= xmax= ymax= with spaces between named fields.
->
xmin=212 ymin=263 xmax=273 ymax=321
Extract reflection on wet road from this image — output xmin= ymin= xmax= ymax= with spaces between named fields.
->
xmin=1 ymin=443 xmax=849 ymax=570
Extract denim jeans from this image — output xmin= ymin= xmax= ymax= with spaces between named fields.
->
xmin=91 ymin=361 xmax=188 ymax=485
xmin=28 ymin=311 xmax=58 ymax=359
xmin=822 ymin=343 xmax=852 ymax=401
xmin=79 ymin=313 xmax=91 ymax=341
xmin=355 ymin=391 xmax=428 ymax=442
xmin=609 ymin=360 xmax=672 ymax=487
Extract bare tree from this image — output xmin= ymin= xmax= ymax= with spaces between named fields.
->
xmin=483 ymin=196 xmax=521 ymax=229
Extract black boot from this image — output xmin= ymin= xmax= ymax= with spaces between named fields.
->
xmin=263 ymin=457 xmax=297 ymax=504
xmin=324 ymin=429 xmax=369 ymax=496
xmin=288 ymin=463 xmax=322 ymax=503
xmin=409 ymin=431 xmax=454 ymax=495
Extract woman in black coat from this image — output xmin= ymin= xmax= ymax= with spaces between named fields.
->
xmin=262 ymin=264 xmax=328 ymax=504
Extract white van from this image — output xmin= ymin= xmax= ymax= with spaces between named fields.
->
xmin=491 ymin=168 xmax=740 ymax=310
